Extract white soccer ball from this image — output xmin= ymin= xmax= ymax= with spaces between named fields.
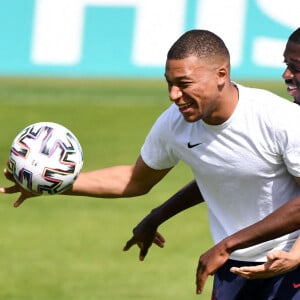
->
xmin=9 ymin=122 xmax=84 ymax=195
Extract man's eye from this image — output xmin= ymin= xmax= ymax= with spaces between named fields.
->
xmin=179 ymin=82 xmax=190 ymax=88
xmin=166 ymin=81 xmax=172 ymax=88
xmin=286 ymin=63 xmax=300 ymax=73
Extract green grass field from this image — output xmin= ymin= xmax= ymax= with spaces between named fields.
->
xmin=0 ymin=77 xmax=290 ymax=299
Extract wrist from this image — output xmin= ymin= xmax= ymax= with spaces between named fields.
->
xmin=218 ymin=236 xmax=240 ymax=255
xmin=143 ymin=207 xmax=164 ymax=228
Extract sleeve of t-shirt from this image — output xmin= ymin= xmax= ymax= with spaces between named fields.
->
xmin=141 ymin=107 xmax=179 ymax=170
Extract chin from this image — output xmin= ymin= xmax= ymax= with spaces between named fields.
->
xmin=183 ymin=115 xmax=202 ymax=123
xmin=295 ymin=98 xmax=300 ymax=105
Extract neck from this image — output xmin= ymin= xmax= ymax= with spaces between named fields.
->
xmin=203 ymin=83 xmax=239 ymax=125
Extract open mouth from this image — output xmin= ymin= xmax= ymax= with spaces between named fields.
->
xmin=287 ymin=84 xmax=298 ymax=91
xmin=287 ymin=83 xmax=299 ymax=95
xmin=285 ymin=79 xmax=300 ymax=96
xmin=178 ymin=102 xmax=194 ymax=111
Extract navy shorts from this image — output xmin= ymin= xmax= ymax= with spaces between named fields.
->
xmin=211 ymin=259 xmax=300 ymax=300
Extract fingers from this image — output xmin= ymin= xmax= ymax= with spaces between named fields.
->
xmin=3 ymin=167 xmax=14 ymax=182
xmin=266 ymin=250 xmax=283 ymax=261
xmin=230 ymin=260 xmax=278 ymax=279
xmin=0 ymin=185 xmax=28 ymax=208
xmin=230 ymin=265 xmax=264 ymax=279
xmin=13 ymin=196 xmax=26 ymax=208
xmin=0 ymin=185 xmax=19 ymax=194
xmin=195 ymin=258 xmax=210 ymax=295
xmin=153 ymin=232 xmax=165 ymax=248
xmin=196 ymin=270 xmax=208 ymax=294
xmin=123 ymin=232 xmax=165 ymax=251
xmin=139 ymin=244 xmax=149 ymax=261
xmin=123 ymin=229 xmax=166 ymax=262
xmin=230 ymin=250 xmax=293 ymax=279
xmin=0 ymin=167 xmax=20 ymax=194
xmin=2 ymin=164 xmax=38 ymax=207
xmin=122 ymin=237 xmax=150 ymax=261
xmin=123 ymin=237 xmax=136 ymax=251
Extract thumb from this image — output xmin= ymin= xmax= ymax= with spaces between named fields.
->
xmin=123 ymin=237 xmax=136 ymax=251
xmin=266 ymin=250 xmax=282 ymax=261
xmin=13 ymin=195 xmax=27 ymax=208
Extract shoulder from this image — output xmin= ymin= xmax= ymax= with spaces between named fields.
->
xmin=152 ymin=104 xmax=183 ymax=131
xmin=237 ymin=84 xmax=297 ymax=114
xmin=159 ymin=103 xmax=181 ymax=120
xmin=239 ymin=85 xmax=300 ymax=142
xmin=235 ymin=84 xmax=300 ymax=136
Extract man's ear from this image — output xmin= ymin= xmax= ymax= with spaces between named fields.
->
xmin=217 ymin=65 xmax=229 ymax=86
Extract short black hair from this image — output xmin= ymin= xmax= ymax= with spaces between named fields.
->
xmin=288 ymin=28 xmax=300 ymax=44
xmin=167 ymin=29 xmax=230 ymax=61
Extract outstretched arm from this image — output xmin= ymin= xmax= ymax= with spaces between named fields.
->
xmin=0 ymin=156 xmax=172 ymax=207
xmin=123 ymin=180 xmax=203 ymax=260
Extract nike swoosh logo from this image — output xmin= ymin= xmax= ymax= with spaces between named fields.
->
xmin=187 ymin=142 xmax=202 ymax=148
xmin=293 ymin=283 xmax=300 ymax=289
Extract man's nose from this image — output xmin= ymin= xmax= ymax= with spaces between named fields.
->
xmin=169 ymin=85 xmax=182 ymax=101
xmin=282 ymin=66 xmax=294 ymax=80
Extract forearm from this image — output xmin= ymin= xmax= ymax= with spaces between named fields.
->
xmin=140 ymin=180 xmax=204 ymax=228
xmin=67 ymin=156 xmax=171 ymax=198
xmin=67 ymin=165 xmax=138 ymax=198
xmin=221 ymin=195 xmax=300 ymax=254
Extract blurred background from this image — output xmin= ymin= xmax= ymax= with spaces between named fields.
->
xmin=0 ymin=0 xmax=298 ymax=79
xmin=0 ymin=1 xmax=299 ymax=299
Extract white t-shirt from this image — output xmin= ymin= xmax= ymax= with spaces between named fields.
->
xmin=141 ymin=84 xmax=300 ymax=262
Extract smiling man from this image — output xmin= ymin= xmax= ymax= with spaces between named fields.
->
xmin=123 ymin=27 xmax=300 ymax=291
xmin=122 ymin=29 xmax=300 ymax=298
xmin=283 ymin=28 xmax=300 ymax=104
xmin=226 ymin=27 xmax=300 ymax=280
xmin=3 ymin=29 xmax=300 ymax=299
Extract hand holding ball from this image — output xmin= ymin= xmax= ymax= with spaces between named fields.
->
xmin=9 ymin=122 xmax=83 ymax=195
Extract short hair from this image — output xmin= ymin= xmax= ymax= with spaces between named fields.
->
xmin=288 ymin=28 xmax=300 ymax=44
xmin=167 ymin=29 xmax=230 ymax=61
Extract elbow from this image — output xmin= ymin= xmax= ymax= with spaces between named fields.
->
xmin=125 ymin=186 xmax=152 ymax=197
xmin=123 ymin=184 xmax=152 ymax=197
xmin=134 ymin=185 xmax=153 ymax=196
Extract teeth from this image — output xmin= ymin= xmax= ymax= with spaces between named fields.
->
xmin=288 ymin=85 xmax=297 ymax=90
xmin=178 ymin=103 xmax=192 ymax=109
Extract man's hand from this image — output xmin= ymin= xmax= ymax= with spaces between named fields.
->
xmin=0 ymin=167 xmax=36 ymax=207
xmin=123 ymin=219 xmax=165 ymax=261
xmin=196 ymin=243 xmax=231 ymax=294
xmin=123 ymin=180 xmax=203 ymax=261
xmin=230 ymin=250 xmax=300 ymax=279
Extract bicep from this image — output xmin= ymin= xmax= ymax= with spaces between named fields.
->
xmin=126 ymin=155 xmax=172 ymax=195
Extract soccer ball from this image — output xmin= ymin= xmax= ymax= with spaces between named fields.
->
xmin=9 ymin=122 xmax=83 ymax=195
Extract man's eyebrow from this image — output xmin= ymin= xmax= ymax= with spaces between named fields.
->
xmin=284 ymin=57 xmax=300 ymax=64
xmin=164 ymin=75 xmax=191 ymax=81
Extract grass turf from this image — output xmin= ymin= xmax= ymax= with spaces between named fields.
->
xmin=0 ymin=77 xmax=290 ymax=299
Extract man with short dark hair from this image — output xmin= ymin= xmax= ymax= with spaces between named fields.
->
xmin=3 ymin=29 xmax=300 ymax=299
